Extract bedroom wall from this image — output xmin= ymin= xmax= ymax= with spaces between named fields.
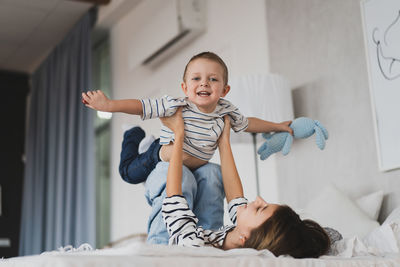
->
xmin=106 ymin=0 xmax=273 ymax=242
xmin=265 ymin=0 xmax=400 ymax=221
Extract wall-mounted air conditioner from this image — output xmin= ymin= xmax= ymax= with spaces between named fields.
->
xmin=129 ymin=0 xmax=205 ymax=69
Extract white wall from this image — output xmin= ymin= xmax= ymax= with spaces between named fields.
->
xmin=105 ymin=0 xmax=274 ymax=241
xmin=266 ymin=0 xmax=400 ymax=221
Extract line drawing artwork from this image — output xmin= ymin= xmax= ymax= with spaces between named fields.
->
xmin=372 ymin=10 xmax=400 ymax=81
xmin=362 ymin=0 xmax=400 ymax=171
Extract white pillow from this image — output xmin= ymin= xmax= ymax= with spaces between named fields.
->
xmin=304 ymin=185 xmax=380 ymax=238
xmin=382 ymin=207 xmax=400 ymax=251
xmin=356 ymin=190 xmax=384 ymax=221
xmin=383 ymin=206 xmax=400 ymax=225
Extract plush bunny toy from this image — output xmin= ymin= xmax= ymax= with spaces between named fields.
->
xmin=257 ymin=117 xmax=329 ymax=160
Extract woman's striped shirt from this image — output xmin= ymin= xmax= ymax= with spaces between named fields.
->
xmin=162 ymin=195 xmax=247 ymax=247
xmin=140 ymin=95 xmax=248 ymax=161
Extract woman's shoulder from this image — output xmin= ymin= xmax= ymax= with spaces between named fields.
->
xmin=228 ymin=197 xmax=248 ymax=209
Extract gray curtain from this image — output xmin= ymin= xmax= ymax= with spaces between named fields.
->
xmin=19 ymin=8 xmax=97 ymax=256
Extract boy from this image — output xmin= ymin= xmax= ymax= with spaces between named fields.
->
xmin=82 ymin=52 xmax=292 ymax=243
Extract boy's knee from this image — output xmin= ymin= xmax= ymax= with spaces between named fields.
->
xmin=118 ymin=159 xmax=148 ymax=184
xmin=118 ymin=163 xmax=140 ymax=184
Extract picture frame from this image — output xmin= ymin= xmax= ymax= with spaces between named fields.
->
xmin=361 ymin=0 xmax=400 ymax=171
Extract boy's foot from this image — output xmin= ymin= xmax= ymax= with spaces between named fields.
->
xmin=139 ymin=135 xmax=156 ymax=154
xmin=123 ymin=126 xmax=145 ymax=146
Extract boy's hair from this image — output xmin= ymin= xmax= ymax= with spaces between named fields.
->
xmin=183 ymin=51 xmax=229 ymax=86
xmin=244 ymin=205 xmax=330 ymax=258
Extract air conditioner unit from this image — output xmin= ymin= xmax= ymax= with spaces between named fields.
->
xmin=129 ymin=0 xmax=205 ymax=69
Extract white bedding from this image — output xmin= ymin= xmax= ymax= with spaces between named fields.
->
xmin=1 ymin=243 xmax=399 ymax=267
xmin=2 ymin=221 xmax=400 ymax=267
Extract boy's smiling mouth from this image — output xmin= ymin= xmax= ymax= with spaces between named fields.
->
xmin=197 ymin=91 xmax=211 ymax=96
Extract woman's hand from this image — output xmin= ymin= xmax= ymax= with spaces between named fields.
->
xmin=160 ymin=107 xmax=184 ymax=137
xmin=82 ymin=90 xmax=111 ymax=111
xmin=277 ymin=120 xmax=293 ymax=135
xmin=218 ymin=115 xmax=231 ymax=146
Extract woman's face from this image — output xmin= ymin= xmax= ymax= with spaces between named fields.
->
xmin=236 ymin=196 xmax=279 ymax=230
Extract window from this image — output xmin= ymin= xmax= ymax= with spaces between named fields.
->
xmin=92 ymin=37 xmax=111 ymax=248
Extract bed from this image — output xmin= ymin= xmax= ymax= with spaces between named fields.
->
xmin=2 ymin=186 xmax=400 ymax=267
xmin=2 ymin=212 xmax=400 ymax=267
xmin=1 ymin=233 xmax=400 ymax=267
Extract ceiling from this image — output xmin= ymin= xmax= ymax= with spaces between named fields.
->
xmin=0 ymin=0 xmax=94 ymax=74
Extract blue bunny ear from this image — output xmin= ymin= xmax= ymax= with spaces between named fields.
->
xmin=260 ymin=150 xmax=273 ymax=160
xmin=261 ymin=133 xmax=274 ymax=140
xmin=315 ymin=120 xmax=329 ymax=140
xmin=314 ymin=126 xmax=326 ymax=150
xmin=258 ymin=142 xmax=272 ymax=160
xmin=282 ymin=134 xmax=293 ymax=155
xmin=257 ymin=142 xmax=268 ymax=155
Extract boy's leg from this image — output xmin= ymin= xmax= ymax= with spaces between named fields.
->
xmin=192 ymin=163 xmax=224 ymax=230
xmin=145 ymin=162 xmax=197 ymax=244
xmin=119 ymin=127 xmax=161 ymax=184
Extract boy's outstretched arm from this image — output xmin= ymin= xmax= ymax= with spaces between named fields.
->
xmin=218 ymin=116 xmax=244 ymax=203
xmin=82 ymin=90 xmax=143 ymax=115
xmin=160 ymin=108 xmax=185 ymax=197
xmin=245 ymin=117 xmax=293 ymax=135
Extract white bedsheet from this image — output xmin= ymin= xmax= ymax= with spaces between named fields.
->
xmin=2 ymin=221 xmax=400 ymax=267
xmin=2 ymin=244 xmax=399 ymax=267
xmin=2 ymin=242 xmax=400 ymax=267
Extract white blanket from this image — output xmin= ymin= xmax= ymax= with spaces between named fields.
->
xmin=2 ymin=221 xmax=400 ymax=267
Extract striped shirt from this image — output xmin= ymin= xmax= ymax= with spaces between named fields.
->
xmin=140 ymin=95 xmax=248 ymax=161
xmin=162 ymin=195 xmax=248 ymax=247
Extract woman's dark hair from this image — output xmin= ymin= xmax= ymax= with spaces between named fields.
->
xmin=183 ymin=51 xmax=229 ymax=85
xmin=244 ymin=205 xmax=330 ymax=258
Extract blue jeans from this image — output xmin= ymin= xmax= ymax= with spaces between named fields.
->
xmin=145 ymin=162 xmax=225 ymax=244
xmin=119 ymin=127 xmax=161 ymax=184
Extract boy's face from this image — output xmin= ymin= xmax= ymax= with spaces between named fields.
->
xmin=182 ymin=58 xmax=230 ymax=113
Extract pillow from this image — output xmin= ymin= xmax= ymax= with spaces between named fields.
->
xmin=356 ymin=190 xmax=384 ymax=221
xmin=383 ymin=206 xmax=400 ymax=225
xmin=304 ymin=185 xmax=380 ymax=238
xmin=382 ymin=207 xmax=400 ymax=251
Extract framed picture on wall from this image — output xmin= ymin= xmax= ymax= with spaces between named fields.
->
xmin=361 ymin=0 xmax=400 ymax=171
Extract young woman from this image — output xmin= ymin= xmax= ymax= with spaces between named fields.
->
xmin=160 ymin=108 xmax=330 ymax=258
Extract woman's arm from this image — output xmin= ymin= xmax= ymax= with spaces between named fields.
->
xmin=218 ymin=116 xmax=244 ymax=203
xmin=82 ymin=90 xmax=143 ymax=115
xmin=160 ymin=108 xmax=185 ymax=197
xmin=245 ymin=117 xmax=293 ymax=135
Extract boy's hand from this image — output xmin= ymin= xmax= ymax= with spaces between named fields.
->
xmin=277 ymin=120 xmax=293 ymax=135
xmin=160 ymin=108 xmax=184 ymax=136
xmin=81 ymin=90 xmax=111 ymax=111
xmin=218 ymin=116 xmax=231 ymax=146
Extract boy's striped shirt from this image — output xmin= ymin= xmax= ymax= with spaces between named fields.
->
xmin=141 ymin=95 xmax=248 ymax=161
xmin=162 ymin=195 xmax=247 ymax=247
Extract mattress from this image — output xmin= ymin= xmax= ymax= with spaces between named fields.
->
xmin=3 ymin=217 xmax=400 ymax=267
xmin=2 ymin=240 xmax=400 ymax=267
